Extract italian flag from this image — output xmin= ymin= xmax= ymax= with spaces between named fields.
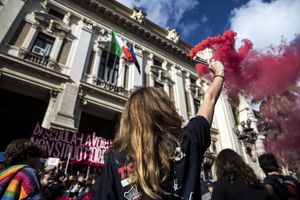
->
xmin=110 ymin=31 xmax=133 ymax=62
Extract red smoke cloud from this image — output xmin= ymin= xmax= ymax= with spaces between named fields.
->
xmin=190 ymin=31 xmax=300 ymax=167
xmin=190 ymin=30 xmax=300 ymax=98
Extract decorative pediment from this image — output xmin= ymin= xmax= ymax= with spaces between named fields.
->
xmin=33 ymin=12 xmax=71 ymax=34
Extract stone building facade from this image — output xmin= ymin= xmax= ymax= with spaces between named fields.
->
xmin=0 ymin=0 xmax=264 ymax=179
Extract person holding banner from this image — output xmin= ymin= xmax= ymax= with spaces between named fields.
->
xmin=95 ymin=61 xmax=225 ymax=199
xmin=0 ymin=138 xmax=45 ymax=199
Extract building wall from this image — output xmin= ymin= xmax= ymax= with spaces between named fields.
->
xmin=0 ymin=0 xmax=264 ymax=179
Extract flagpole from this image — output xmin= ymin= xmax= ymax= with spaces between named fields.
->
xmin=86 ymin=165 xmax=90 ymax=179
xmin=64 ymin=151 xmax=71 ymax=176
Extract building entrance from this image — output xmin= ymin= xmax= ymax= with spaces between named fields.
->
xmin=0 ymin=89 xmax=48 ymax=151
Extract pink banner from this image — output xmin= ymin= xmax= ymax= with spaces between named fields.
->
xmin=31 ymin=123 xmax=113 ymax=166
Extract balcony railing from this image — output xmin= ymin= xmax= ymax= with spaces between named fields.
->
xmin=96 ymin=78 xmax=128 ymax=96
xmin=24 ymin=52 xmax=49 ymax=67
xmin=22 ymin=51 xmax=64 ymax=73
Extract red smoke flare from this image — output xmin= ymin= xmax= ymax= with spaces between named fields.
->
xmin=191 ymin=31 xmax=300 ymax=168
xmin=190 ymin=30 xmax=300 ymax=98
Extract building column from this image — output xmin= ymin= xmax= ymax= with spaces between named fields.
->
xmin=116 ymin=56 xmax=125 ymax=87
xmin=69 ymin=19 xmax=93 ymax=83
xmin=171 ymin=65 xmax=188 ymax=122
xmin=184 ymin=72 xmax=196 ymax=117
xmin=87 ymin=47 xmax=103 ymax=84
xmin=215 ymin=93 xmax=242 ymax=153
xmin=145 ymin=52 xmax=154 ymax=87
xmin=0 ymin=0 xmax=27 ymax=43
xmin=42 ymin=89 xmax=60 ymax=129
xmin=48 ymin=34 xmax=64 ymax=62
xmin=51 ymin=19 xmax=93 ymax=130
xmin=162 ymin=61 xmax=169 ymax=93
xmin=128 ymin=44 xmax=143 ymax=90
xmin=19 ymin=23 xmax=38 ymax=53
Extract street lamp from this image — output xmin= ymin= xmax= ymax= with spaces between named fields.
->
xmin=233 ymin=119 xmax=258 ymax=162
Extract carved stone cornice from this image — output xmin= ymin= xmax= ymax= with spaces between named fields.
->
xmin=147 ymin=65 xmax=174 ymax=84
xmin=131 ymin=7 xmax=146 ymax=23
xmin=133 ymin=43 xmax=143 ymax=56
xmin=33 ymin=12 xmax=71 ymax=35
xmin=72 ymin=0 xmax=191 ymax=61
xmin=166 ymin=27 xmax=180 ymax=44
xmin=50 ymin=89 xmax=59 ymax=99
xmin=189 ymin=83 xmax=204 ymax=99
xmin=81 ymin=18 xmax=94 ymax=32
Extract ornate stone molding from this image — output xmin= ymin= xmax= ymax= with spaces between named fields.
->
xmin=147 ymin=64 xmax=173 ymax=84
xmin=133 ymin=43 xmax=143 ymax=55
xmin=95 ymin=27 xmax=109 ymax=48
xmin=50 ymin=89 xmax=59 ymax=99
xmin=81 ymin=18 xmax=94 ymax=32
xmin=41 ymin=0 xmax=48 ymax=9
xmin=171 ymin=65 xmax=183 ymax=76
xmin=33 ymin=12 xmax=71 ymax=35
xmin=189 ymin=83 xmax=204 ymax=99
xmin=131 ymin=7 xmax=146 ymax=23
xmin=166 ymin=27 xmax=180 ymax=44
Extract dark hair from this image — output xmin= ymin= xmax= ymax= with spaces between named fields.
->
xmin=258 ymin=153 xmax=280 ymax=174
xmin=4 ymin=138 xmax=45 ymax=166
xmin=215 ymin=149 xmax=260 ymax=187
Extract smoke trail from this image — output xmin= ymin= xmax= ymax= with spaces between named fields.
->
xmin=190 ymin=31 xmax=300 ymax=166
xmin=190 ymin=30 xmax=300 ymax=98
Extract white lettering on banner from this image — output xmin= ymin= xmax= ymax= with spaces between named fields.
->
xmin=31 ymin=123 xmax=113 ymax=166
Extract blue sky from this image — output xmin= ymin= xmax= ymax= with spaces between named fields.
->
xmin=116 ymin=0 xmax=300 ymax=50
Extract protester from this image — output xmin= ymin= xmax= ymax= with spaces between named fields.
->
xmin=211 ymin=149 xmax=271 ymax=200
xmin=42 ymin=171 xmax=66 ymax=200
xmin=94 ymin=60 xmax=225 ymax=199
xmin=258 ymin=153 xmax=300 ymax=200
xmin=40 ymin=171 xmax=53 ymax=188
xmin=0 ymin=138 xmax=44 ymax=199
xmin=64 ymin=173 xmax=87 ymax=199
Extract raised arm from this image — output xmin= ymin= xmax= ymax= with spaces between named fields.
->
xmin=197 ymin=61 xmax=224 ymax=125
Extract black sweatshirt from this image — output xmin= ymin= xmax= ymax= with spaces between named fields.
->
xmin=94 ymin=116 xmax=210 ymax=200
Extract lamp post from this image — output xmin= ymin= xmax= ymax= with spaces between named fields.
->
xmin=234 ymin=118 xmax=258 ymax=162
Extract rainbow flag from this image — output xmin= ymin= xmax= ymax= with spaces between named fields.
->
xmin=0 ymin=165 xmax=42 ymax=199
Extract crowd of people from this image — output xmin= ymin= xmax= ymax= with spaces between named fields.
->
xmin=1 ymin=139 xmax=299 ymax=200
xmin=40 ymin=170 xmax=97 ymax=200
xmin=0 ymin=60 xmax=299 ymax=200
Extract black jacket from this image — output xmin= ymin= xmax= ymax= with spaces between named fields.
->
xmin=94 ymin=116 xmax=211 ymax=200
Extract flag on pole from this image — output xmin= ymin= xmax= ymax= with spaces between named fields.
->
xmin=110 ymin=31 xmax=133 ymax=62
xmin=130 ymin=47 xmax=141 ymax=74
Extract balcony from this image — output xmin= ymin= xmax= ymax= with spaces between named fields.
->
xmin=24 ymin=51 xmax=49 ymax=67
xmin=22 ymin=51 xmax=63 ymax=73
xmin=96 ymin=78 xmax=127 ymax=95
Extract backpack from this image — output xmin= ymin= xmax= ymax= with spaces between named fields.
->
xmin=265 ymin=175 xmax=300 ymax=200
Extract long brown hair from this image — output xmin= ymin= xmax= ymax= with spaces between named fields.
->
xmin=110 ymin=87 xmax=185 ymax=198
